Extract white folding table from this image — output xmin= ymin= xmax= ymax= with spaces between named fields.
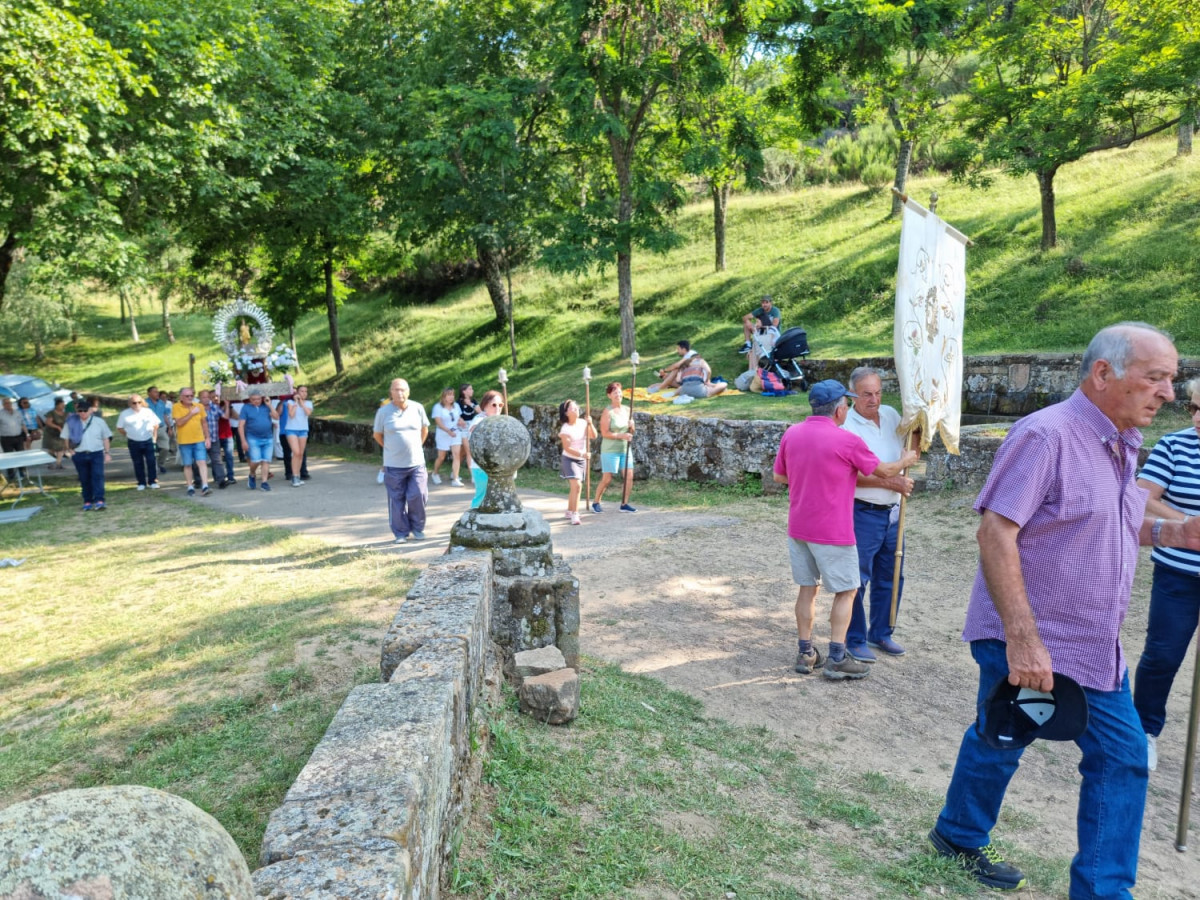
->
xmin=0 ymin=450 xmax=59 ymax=507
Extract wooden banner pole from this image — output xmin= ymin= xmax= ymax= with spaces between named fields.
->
xmin=889 ymin=429 xmax=921 ymax=628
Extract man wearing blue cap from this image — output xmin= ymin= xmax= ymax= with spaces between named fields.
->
xmin=773 ymin=379 xmax=919 ymax=680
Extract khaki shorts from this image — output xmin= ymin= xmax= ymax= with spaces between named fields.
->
xmin=788 ymin=538 xmax=860 ymax=593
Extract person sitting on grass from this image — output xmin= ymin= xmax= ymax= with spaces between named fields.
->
xmin=676 ymin=355 xmax=728 ymax=399
xmin=740 ymin=295 xmax=781 ymax=355
xmin=652 ymin=340 xmax=698 ymax=392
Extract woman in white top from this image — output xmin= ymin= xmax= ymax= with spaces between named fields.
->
xmin=430 ymin=387 xmax=463 ymax=486
xmin=558 ymin=398 xmax=597 ymax=526
xmin=284 ymin=385 xmax=314 ymax=488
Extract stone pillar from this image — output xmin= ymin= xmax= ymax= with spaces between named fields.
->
xmin=450 ymin=415 xmax=553 ymax=576
xmin=449 ymin=415 xmax=581 ymax=671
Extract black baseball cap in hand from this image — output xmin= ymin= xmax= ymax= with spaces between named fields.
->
xmin=978 ymin=672 xmax=1090 ymax=750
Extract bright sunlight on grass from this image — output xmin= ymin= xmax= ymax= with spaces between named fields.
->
xmin=0 ymin=491 xmax=417 ymax=863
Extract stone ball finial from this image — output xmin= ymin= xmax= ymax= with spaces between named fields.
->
xmin=470 ymin=415 xmax=530 ymax=513
xmin=0 ymin=785 xmax=254 ymax=898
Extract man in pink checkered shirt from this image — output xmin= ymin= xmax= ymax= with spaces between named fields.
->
xmin=929 ymin=323 xmax=1200 ymax=897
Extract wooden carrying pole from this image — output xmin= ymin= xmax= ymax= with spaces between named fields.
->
xmin=583 ymin=366 xmax=593 ymax=511
xmin=1176 ymin=636 xmax=1200 ymax=850
xmin=622 ymin=352 xmax=639 ymax=504
xmin=890 ymin=429 xmax=921 ymax=627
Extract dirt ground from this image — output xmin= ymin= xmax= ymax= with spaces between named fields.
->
xmin=568 ymin=489 xmax=1200 ymax=899
xmin=49 ymin=452 xmax=1200 ymax=897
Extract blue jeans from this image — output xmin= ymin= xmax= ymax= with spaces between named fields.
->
xmin=126 ymin=438 xmax=157 ymax=486
xmin=936 ymin=639 xmax=1146 ymax=899
xmin=72 ymin=450 xmax=106 ymax=504
xmin=214 ymin=435 xmax=235 ymax=482
xmin=1134 ymin=563 xmax=1200 ymax=737
xmin=847 ymin=504 xmax=902 ymax=646
xmin=385 ymin=465 xmax=428 ymax=538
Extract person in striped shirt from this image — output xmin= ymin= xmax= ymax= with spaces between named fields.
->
xmin=1133 ymin=376 xmax=1200 ymax=772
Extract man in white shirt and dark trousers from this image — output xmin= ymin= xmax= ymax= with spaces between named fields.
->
xmin=841 ymin=366 xmax=913 ymax=662
xmin=116 ymin=394 xmax=162 ymax=490
xmin=373 ymin=378 xmax=431 ymax=543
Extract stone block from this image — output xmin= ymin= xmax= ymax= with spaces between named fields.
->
xmin=518 ymin=668 xmax=580 ymax=724
xmin=512 ymin=645 xmax=567 ymax=680
xmin=380 ymin=553 xmax=492 ymax=682
xmin=492 ymin=565 xmax=580 ymax=669
xmin=252 ymin=845 xmax=409 ymax=899
xmin=0 ymin=785 xmax=253 ymax=899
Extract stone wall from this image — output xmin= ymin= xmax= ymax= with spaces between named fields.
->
xmin=803 ymin=353 xmax=1200 ymax=415
xmin=516 ymin=403 xmax=787 ymax=487
xmin=253 ymin=551 xmax=500 ymax=899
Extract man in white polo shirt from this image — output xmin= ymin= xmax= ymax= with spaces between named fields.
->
xmin=116 ymin=394 xmax=162 ymax=490
xmin=841 ymin=366 xmax=913 ymax=662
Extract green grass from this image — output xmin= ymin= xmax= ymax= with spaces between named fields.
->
xmin=9 ymin=134 xmax=1198 ymax=426
xmin=0 ymin=489 xmax=417 ymax=863
xmin=448 ymin=660 xmax=1069 ymax=898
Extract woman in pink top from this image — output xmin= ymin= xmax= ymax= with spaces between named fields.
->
xmin=558 ymin=399 xmax=597 ymax=526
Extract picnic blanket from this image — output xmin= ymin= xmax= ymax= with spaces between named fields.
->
xmin=623 ymin=385 xmax=742 ymax=404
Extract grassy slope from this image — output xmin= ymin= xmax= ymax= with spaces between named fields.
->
xmin=11 ymin=134 xmax=1198 ymax=423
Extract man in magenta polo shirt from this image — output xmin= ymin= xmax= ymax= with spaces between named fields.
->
xmin=929 ymin=322 xmax=1200 ymax=897
xmin=773 ymin=379 xmax=919 ymax=681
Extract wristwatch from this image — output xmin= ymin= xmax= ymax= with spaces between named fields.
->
xmin=1152 ymin=518 xmax=1166 ymax=548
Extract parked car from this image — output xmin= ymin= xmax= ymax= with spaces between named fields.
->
xmin=0 ymin=375 xmax=67 ymax=417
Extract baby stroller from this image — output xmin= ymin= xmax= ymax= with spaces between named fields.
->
xmin=759 ymin=327 xmax=810 ymax=392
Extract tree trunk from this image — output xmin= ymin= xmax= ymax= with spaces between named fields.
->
xmin=122 ymin=288 xmax=140 ymax=342
xmin=324 ymin=251 xmax=344 ymax=374
xmin=1180 ymin=103 xmax=1195 ymax=156
xmin=712 ymin=181 xmax=729 ymax=272
xmin=891 ymin=138 xmax=914 ymax=218
xmin=505 ymin=255 xmax=518 ymax=369
xmin=476 ymin=240 xmax=510 ymax=327
xmin=161 ymin=296 xmax=175 ymax=343
xmin=1036 ymin=168 xmax=1058 ymax=250
xmin=33 ymin=339 xmax=44 ymax=362
xmin=289 ymin=325 xmax=299 ymax=370
xmin=615 ymin=152 xmax=636 ymax=357
xmin=0 ymin=232 xmax=16 ymax=313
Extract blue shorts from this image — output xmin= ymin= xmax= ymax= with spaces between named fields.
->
xmin=246 ymin=437 xmax=274 ymax=463
xmin=282 ymin=429 xmax=308 ymax=438
xmin=179 ymin=442 xmax=209 ymax=465
xmin=601 ymin=451 xmax=632 ymax=475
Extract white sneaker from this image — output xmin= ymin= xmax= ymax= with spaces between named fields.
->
xmin=1147 ymin=734 xmax=1158 ymax=771
xmin=376 ymin=470 xmax=385 ymax=484
xmin=137 ymin=484 xmax=146 ymax=491
xmin=451 ymin=478 xmax=464 ymax=487
xmin=431 ymin=473 xmax=442 ymax=485
xmin=569 ymin=512 xmax=582 ymax=525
